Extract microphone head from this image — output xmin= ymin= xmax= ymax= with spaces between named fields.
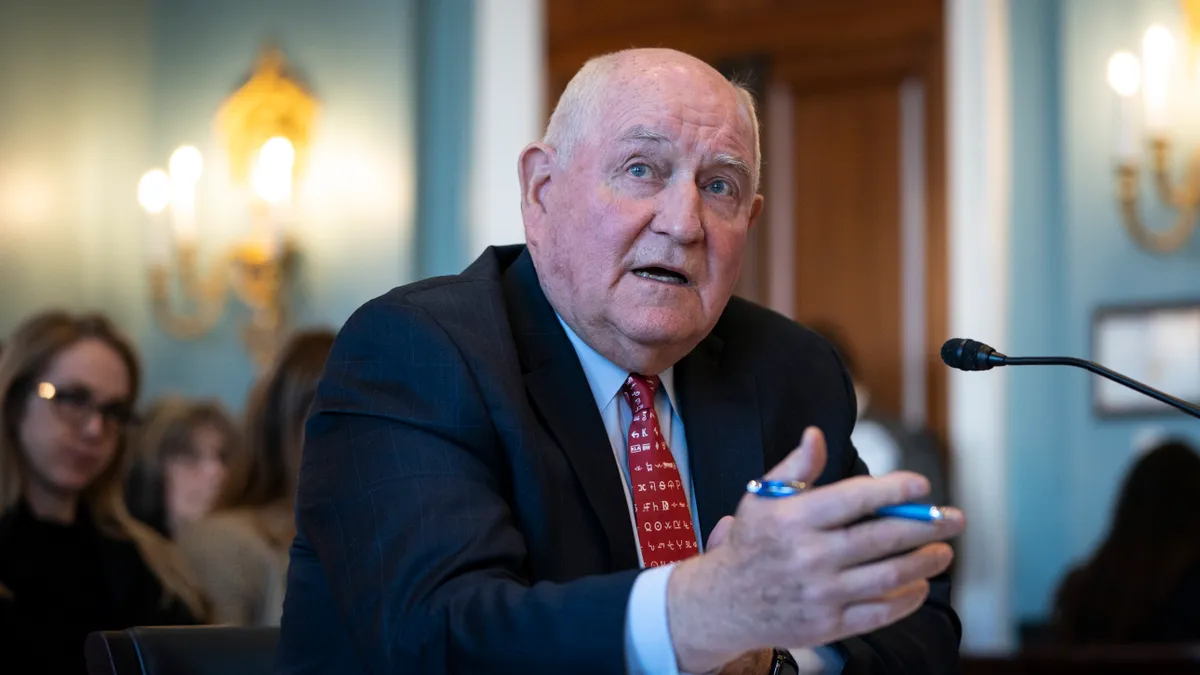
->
xmin=941 ymin=338 xmax=1005 ymax=371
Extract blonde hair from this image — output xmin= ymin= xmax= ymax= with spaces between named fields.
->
xmin=543 ymin=49 xmax=762 ymax=192
xmin=216 ymin=328 xmax=335 ymax=548
xmin=0 ymin=311 xmax=208 ymax=619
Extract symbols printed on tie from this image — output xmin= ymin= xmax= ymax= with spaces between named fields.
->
xmin=622 ymin=374 xmax=698 ymax=567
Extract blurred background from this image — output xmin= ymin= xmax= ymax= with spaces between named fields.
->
xmin=5 ymin=0 xmax=1200 ymax=661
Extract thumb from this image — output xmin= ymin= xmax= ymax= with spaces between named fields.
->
xmin=762 ymin=426 xmax=827 ymax=486
xmin=705 ymin=515 xmax=736 ymax=551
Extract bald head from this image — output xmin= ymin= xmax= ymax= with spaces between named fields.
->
xmin=543 ymin=49 xmax=762 ymax=192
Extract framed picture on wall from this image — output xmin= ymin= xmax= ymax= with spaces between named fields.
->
xmin=1092 ymin=301 xmax=1200 ymax=417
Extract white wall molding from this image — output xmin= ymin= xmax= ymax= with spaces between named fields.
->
xmin=946 ymin=0 xmax=1015 ymax=653
xmin=469 ymin=0 xmax=544 ymax=257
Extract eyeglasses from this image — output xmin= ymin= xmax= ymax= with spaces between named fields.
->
xmin=35 ymin=382 xmax=137 ymax=432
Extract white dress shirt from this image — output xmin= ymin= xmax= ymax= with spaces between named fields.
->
xmin=557 ymin=317 xmax=844 ymax=675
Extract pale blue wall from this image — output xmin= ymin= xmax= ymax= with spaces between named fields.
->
xmin=415 ymin=0 xmax=475 ymax=278
xmin=1007 ymin=0 xmax=1200 ymax=624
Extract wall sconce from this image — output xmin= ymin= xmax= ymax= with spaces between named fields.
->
xmin=139 ymin=47 xmax=318 ymax=367
xmin=1108 ymin=2 xmax=1200 ymax=254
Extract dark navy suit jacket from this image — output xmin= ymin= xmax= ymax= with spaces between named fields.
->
xmin=274 ymin=245 xmax=961 ymax=674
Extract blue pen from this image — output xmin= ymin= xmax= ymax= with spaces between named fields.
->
xmin=745 ymin=480 xmax=946 ymax=522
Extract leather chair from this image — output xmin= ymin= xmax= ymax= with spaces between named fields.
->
xmin=85 ymin=626 xmax=278 ymax=675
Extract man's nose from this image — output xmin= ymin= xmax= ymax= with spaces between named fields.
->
xmin=651 ymin=179 xmax=705 ymax=244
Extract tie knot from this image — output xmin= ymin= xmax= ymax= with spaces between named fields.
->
xmin=622 ymin=373 xmax=660 ymax=412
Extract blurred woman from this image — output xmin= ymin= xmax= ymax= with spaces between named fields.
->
xmin=0 ymin=311 xmax=206 ymax=673
xmin=176 ymin=329 xmax=334 ymax=626
xmin=1050 ymin=439 xmax=1200 ymax=643
xmin=126 ymin=396 xmax=240 ymax=538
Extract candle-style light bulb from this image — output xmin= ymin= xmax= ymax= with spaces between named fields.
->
xmin=167 ymin=145 xmax=203 ymax=244
xmin=168 ymin=145 xmax=204 ymax=185
xmin=139 ymin=169 xmax=173 ymax=266
xmin=1142 ymin=25 xmax=1175 ymax=134
xmin=138 ymin=170 xmax=171 ymax=214
xmin=1108 ymin=51 xmax=1142 ymax=97
xmin=252 ymin=136 xmax=296 ymax=260
xmin=252 ymin=136 xmax=296 ymax=204
xmin=1107 ymin=51 xmax=1142 ymax=164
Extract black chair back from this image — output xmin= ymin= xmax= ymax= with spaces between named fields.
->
xmin=85 ymin=626 xmax=278 ymax=675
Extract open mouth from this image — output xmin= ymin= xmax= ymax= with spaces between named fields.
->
xmin=633 ymin=266 xmax=690 ymax=286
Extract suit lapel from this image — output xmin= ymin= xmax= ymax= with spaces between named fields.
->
xmin=676 ymin=334 xmax=765 ymax=542
xmin=503 ymin=251 xmax=640 ymax=570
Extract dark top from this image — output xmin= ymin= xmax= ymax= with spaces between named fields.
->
xmin=275 ymin=245 xmax=961 ymax=675
xmin=0 ymin=500 xmax=199 ymax=674
xmin=1053 ymin=561 xmax=1200 ymax=644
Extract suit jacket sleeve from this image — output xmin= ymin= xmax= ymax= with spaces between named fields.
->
xmin=296 ymin=295 xmax=640 ymax=675
xmin=826 ymin=347 xmax=963 ymax=674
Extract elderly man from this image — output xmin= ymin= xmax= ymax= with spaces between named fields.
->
xmin=275 ymin=48 xmax=965 ymax=675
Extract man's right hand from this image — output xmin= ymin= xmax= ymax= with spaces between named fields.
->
xmin=666 ymin=427 xmax=965 ymax=673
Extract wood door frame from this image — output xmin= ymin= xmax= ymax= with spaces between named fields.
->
xmin=545 ymin=0 xmax=947 ymax=446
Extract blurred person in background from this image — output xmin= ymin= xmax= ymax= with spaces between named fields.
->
xmin=125 ymin=396 xmax=241 ymax=538
xmin=1050 ymin=438 xmax=1200 ymax=644
xmin=0 ymin=311 xmax=206 ymax=674
xmin=810 ymin=322 xmax=950 ymax=506
xmin=176 ymin=329 xmax=334 ymax=626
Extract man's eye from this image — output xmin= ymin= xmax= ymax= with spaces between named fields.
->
xmin=707 ymin=179 xmax=730 ymax=195
xmin=628 ymin=163 xmax=650 ymax=178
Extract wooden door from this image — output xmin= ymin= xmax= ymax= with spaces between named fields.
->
xmin=791 ymin=80 xmax=905 ymax=418
xmin=546 ymin=0 xmax=947 ymax=443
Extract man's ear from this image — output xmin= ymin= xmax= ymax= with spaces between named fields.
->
xmin=518 ymin=142 xmax=556 ymax=214
xmin=747 ymin=193 xmax=765 ymax=229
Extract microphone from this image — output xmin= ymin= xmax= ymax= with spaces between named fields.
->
xmin=941 ymin=337 xmax=1200 ymax=420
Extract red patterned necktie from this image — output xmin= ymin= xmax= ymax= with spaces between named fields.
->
xmin=622 ymin=373 xmax=699 ymax=567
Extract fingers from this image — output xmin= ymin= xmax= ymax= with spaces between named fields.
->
xmin=840 ymin=579 xmax=930 ymax=636
xmin=834 ymin=513 xmax=965 ymax=567
xmin=762 ymin=427 xmax=827 ymax=485
xmin=834 ymin=543 xmax=953 ymax=603
xmin=706 ymin=515 xmax=735 ymax=551
xmin=799 ymin=472 xmax=932 ymax=529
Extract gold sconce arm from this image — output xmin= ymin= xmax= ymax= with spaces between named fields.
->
xmin=148 ymin=239 xmax=294 ymax=370
xmin=1148 ymin=137 xmax=1200 ymax=208
xmin=148 ymin=243 xmax=231 ymax=340
xmin=1116 ymin=161 xmax=1200 ymax=253
xmin=230 ymin=240 xmax=295 ymax=369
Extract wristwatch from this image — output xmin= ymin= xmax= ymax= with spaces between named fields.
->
xmin=768 ymin=649 xmax=799 ymax=675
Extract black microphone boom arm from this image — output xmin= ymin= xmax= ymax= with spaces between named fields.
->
xmin=941 ymin=338 xmax=1200 ymax=420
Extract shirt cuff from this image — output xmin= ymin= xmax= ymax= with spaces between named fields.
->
xmin=788 ymin=646 xmax=846 ymax=674
xmin=625 ymin=563 xmax=682 ymax=675
xmin=624 ymin=565 xmax=846 ymax=675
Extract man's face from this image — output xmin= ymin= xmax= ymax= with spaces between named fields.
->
xmin=524 ymin=55 xmax=764 ymax=371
